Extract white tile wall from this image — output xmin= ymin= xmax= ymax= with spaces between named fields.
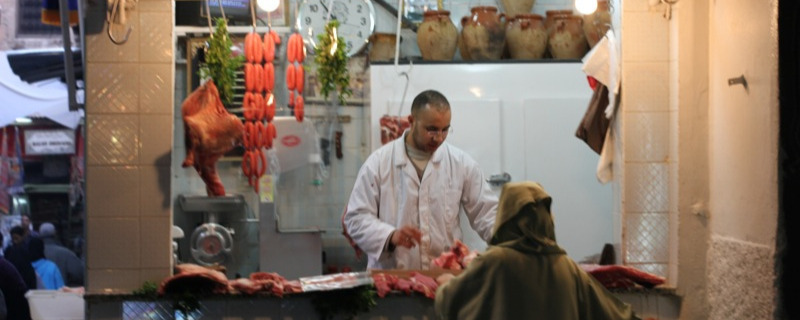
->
xmin=621 ymin=11 xmax=670 ymax=62
xmin=624 ymin=111 xmax=670 ymax=162
xmin=623 ymin=162 xmax=669 ymax=213
xmin=86 ymin=0 xmax=173 ymax=293
xmin=621 ymin=61 xmax=670 ymax=112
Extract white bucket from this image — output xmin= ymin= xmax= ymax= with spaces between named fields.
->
xmin=25 ymin=290 xmax=84 ymax=320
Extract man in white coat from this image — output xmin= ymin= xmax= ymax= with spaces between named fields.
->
xmin=344 ymin=90 xmax=498 ymax=270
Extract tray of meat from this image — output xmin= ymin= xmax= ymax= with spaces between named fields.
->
xmin=299 ymin=271 xmax=374 ymax=292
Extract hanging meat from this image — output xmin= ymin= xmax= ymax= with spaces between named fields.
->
xmin=181 ymin=80 xmax=244 ymax=196
xmin=380 ymin=115 xmax=410 ymax=145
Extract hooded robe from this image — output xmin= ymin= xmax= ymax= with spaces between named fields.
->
xmin=434 ymin=181 xmax=639 ymax=320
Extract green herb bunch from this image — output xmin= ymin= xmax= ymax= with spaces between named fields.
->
xmin=132 ymin=281 xmax=158 ymax=298
xmin=199 ymin=17 xmax=243 ymax=106
xmin=314 ymin=20 xmax=352 ymax=106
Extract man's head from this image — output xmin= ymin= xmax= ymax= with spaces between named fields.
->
xmin=39 ymin=222 xmax=57 ymax=238
xmin=21 ymin=213 xmax=32 ymax=228
xmin=10 ymin=226 xmax=25 ymax=245
xmin=406 ymin=90 xmax=452 ymax=153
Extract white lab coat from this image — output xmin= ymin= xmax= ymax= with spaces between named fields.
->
xmin=344 ymin=134 xmax=498 ymax=270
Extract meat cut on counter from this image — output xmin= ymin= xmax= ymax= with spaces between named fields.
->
xmin=181 ymin=80 xmax=244 ymax=196
xmin=370 ymin=271 xmax=440 ymax=299
xmin=158 ymin=264 xmax=302 ymax=296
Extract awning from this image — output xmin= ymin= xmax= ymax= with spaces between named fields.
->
xmin=0 ymin=51 xmax=84 ymax=129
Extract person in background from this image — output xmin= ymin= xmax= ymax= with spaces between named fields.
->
xmin=20 ymin=213 xmax=39 ymax=240
xmin=38 ymin=223 xmax=84 ymax=287
xmin=434 ymin=181 xmax=641 ymax=320
xmin=28 ymin=237 xmax=64 ymax=290
xmin=0 ymin=233 xmax=32 ymax=320
xmin=344 ymin=90 xmax=498 ymax=270
xmin=3 ymin=226 xmax=38 ymax=290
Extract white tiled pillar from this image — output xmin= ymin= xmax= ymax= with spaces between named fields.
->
xmin=84 ymin=0 xmax=174 ymax=293
xmin=619 ymin=0 xmax=674 ymax=279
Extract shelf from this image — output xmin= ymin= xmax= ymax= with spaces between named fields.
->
xmin=178 ymin=194 xmax=246 ymax=213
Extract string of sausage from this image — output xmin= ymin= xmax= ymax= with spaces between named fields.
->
xmin=242 ymin=31 xmax=281 ymax=194
xmin=287 ymin=33 xmax=305 ymax=122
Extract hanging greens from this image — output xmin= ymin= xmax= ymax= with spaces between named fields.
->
xmin=314 ymin=20 xmax=352 ymax=106
xmin=199 ymin=17 xmax=243 ymax=106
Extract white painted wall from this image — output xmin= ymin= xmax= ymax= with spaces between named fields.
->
xmin=707 ymin=0 xmax=778 ymax=318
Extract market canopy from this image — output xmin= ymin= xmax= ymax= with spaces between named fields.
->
xmin=0 ymin=50 xmax=83 ymax=129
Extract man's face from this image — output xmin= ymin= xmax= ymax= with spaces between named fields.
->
xmin=21 ymin=215 xmax=30 ymax=228
xmin=11 ymin=233 xmax=23 ymax=245
xmin=408 ymin=105 xmax=452 ymax=153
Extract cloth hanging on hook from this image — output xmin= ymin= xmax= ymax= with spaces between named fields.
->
xmin=41 ymin=0 xmax=79 ymax=26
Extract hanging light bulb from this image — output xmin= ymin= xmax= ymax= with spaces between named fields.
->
xmin=257 ymin=0 xmax=280 ymax=12
xmin=575 ymin=0 xmax=597 ymax=14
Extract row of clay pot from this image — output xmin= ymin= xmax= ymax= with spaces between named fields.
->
xmin=416 ymin=2 xmax=610 ymax=61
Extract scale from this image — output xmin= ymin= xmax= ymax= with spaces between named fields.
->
xmin=178 ymin=194 xmax=245 ymax=267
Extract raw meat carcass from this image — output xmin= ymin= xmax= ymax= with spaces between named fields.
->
xmin=181 ymin=80 xmax=244 ymax=196
xmin=379 ymin=115 xmax=410 ymax=145
xmin=158 ymin=263 xmax=230 ymax=295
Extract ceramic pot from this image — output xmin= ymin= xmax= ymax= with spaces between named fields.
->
xmin=505 ymin=14 xmax=547 ymax=59
xmin=548 ymin=15 xmax=589 ymax=59
xmin=460 ymin=6 xmax=506 ymax=60
xmin=500 ymin=0 xmax=536 ymax=18
xmin=582 ymin=0 xmax=611 ymax=48
xmin=369 ymin=33 xmax=398 ymax=62
xmin=544 ymin=9 xmax=574 ymax=35
xmin=417 ymin=10 xmax=458 ymax=61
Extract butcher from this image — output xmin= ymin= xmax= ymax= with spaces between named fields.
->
xmin=344 ymin=90 xmax=498 ymax=270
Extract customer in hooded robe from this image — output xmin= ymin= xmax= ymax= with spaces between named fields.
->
xmin=28 ymin=237 xmax=65 ymax=290
xmin=38 ymin=223 xmax=84 ymax=287
xmin=434 ymin=181 xmax=640 ymax=320
xmin=0 ymin=233 xmax=32 ymax=320
xmin=3 ymin=226 xmax=38 ymax=290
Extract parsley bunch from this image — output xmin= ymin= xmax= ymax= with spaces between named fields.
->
xmin=314 ymin=20 xmax=352 ymax=106
xmin=199 ymin=17 xmax=243 ymax=106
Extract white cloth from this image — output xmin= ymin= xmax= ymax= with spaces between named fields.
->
xmin=581 ymin=29 xmax=620 ymax=119
xmin=582 ymin=29 xmax=621 ymax=183
xmin=344 ymin=133 xmax=498 ymax=270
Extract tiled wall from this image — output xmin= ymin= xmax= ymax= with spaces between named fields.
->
xmin=84 ymin=0 xmax=174 ymax=293
xmin=619 ymin=0 xmax=674 ymax=279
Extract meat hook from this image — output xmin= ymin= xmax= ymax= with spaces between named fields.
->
xmin=106 ymin=0 xmax=133 ymax=45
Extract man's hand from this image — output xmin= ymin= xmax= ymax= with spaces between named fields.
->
xmin=391 ymin=226 xmax=422 ymax=249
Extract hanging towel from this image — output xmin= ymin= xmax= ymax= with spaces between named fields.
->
xmin=575 ymin=83 xmax=610 ymax=154
xmin=41 ymin=0 xmax=80 ymax=26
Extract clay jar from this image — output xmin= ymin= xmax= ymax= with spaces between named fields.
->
xmin=548 ymin=15 xmax=589 ymax=59
xmin=582 ymin=0 xmax=611 ymax=48
xmin=369 ymin=33 xmax=398 ymax=62
xmin=505 ymin=14 xmax=547 ymax=59
xmin=460 ymin=6 xmax=506 ymax=61
xmin=500 ymin=0 xmax=535 ymax=18
xmin=544 ymin=9 xmax=575 ymax=35
xmin=417 ymin=10 xmax=459 ymax=61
